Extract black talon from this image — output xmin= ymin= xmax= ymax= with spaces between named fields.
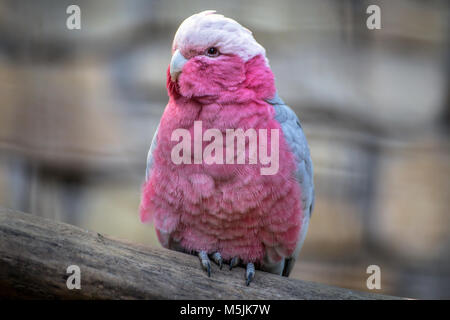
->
xmin=211 ymin=252 xmax=223 ymax=270
xmin=198 ymin=251 xmax=211 ymax=277
xmin=229 ymin=257 xmax=239 ymax=270
xmin=246 ymin=263 xmax=255 ymax=286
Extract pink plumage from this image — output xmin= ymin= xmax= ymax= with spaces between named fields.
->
xmin=140 ymin=12 xmax=314 ymax=283
xmin=140 ymin=53 xmax=303 ymax=264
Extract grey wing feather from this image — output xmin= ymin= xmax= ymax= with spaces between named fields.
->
xmin=266 ymin=92 xmax=315 ymax=277
xmin=145 ymin=124 xmax=159 ymax=181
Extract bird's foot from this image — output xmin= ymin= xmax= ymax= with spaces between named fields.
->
xmin=198 ymin=251 xmax=211 ymax=277
xmin=198 ymin=252 xmax=254 ymax=286
xmin=211 ymin=252 xmax=223 ymax=270
xmin=245 ymin=263 xmax=255 ymax=286
xmin=229 ymin=256 xmax=240 ymax=270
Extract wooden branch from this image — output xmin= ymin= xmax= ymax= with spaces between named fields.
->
xmin=0 ymin=207 xmax=399 ymax=299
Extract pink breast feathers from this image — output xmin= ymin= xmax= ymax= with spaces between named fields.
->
xmin=140 ymin=93 xmax=303 ymax=264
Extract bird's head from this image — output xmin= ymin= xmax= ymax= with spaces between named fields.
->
xmin=167 ymin=11 xmax=275 ymax=103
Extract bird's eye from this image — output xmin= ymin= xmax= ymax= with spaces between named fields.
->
xmin=205 ymin=47 xmax=219 ymax=57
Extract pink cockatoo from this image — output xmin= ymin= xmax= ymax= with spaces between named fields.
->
xmin=140 ymin=11 xmax=314 ymax=285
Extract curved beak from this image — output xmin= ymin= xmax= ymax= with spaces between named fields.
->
xmin=170 ymin=49 xmax=188 ymax=81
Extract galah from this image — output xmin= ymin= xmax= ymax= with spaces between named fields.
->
xmin=140 ymin=11 xmax=314 ymax=285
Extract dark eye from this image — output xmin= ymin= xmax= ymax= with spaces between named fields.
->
xmin=205 ymin=47 xmax=219 ymax=57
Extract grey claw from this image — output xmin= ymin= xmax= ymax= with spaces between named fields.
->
xmin=211 ymin=252 xmax=223 ymax=270
xmin=246 ymin=263 xmax=255 ymax=286
xmin=229 ymin=257 xmax=239 ymax=270
xmin=198 ymin=251 xmax=211 ymax=277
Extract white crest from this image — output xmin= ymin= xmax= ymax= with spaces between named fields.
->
xmin=173 ymin=11 xmax=267 ymax=63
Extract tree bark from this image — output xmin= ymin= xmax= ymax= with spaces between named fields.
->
xmin=0 ymin=207 xmax=399 ymax=299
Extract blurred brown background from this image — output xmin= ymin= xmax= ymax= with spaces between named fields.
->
xmin=0 ymin=0 xmax=448 ymax=299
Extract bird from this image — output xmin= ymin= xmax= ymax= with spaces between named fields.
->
xmin=140 ymin=10 xmax=314 ymax=286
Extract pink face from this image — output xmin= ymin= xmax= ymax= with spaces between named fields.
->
xmin=174 ymin=52 xmax=246 ymax=99
xmin=167 ymin=48 xmax=276 ymax=104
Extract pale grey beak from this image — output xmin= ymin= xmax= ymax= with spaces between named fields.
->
xmin=170 ymin=49 xmax=188 ymax=81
